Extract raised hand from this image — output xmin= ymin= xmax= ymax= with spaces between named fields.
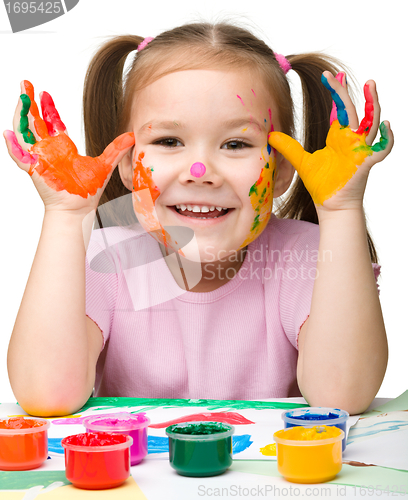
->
xmin=4 ymin=81 xmax=134 ymax=211
xmin=268 ymin=72 xmax=393 ymax=210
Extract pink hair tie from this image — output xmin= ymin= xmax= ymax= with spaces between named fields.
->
xmin=274 ymin=53 xmax=291 ymax=74
xmin=137 ymin=37 xmax=154 ymax=52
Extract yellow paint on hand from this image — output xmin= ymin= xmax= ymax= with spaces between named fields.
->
xmin=269 ymin=120 xmax=373 ymax=205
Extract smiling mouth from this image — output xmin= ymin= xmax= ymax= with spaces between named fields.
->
xmin=171 ymin=204 xmax=230 ymax=219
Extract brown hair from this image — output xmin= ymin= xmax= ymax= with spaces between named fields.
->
xmin=83 ymin=21 xmax=377 ymax=262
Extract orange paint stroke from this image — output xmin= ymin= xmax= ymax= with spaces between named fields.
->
xmin=132 ymin=152 xmax=186 ymax=255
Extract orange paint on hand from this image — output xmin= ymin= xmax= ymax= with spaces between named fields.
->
xmin=269 ymin=120 xmax=374 ymax=205
xmin=30 ymin=132 xmax=134 ymax=198
xmin=22 ymin=80 xmax=49 ymax=139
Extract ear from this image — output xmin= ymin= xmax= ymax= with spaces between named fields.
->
xmin=118 ymin=146 xmax=134 ymax=191
xmin=273 ymin=154 xmax=295 ymax=198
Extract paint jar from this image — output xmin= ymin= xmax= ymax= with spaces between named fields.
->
xmin=273 ymin=425 xmax=344 ymax=484
xmin=83 ymin=412 xmax=150 ymax=465
xmin=281 ymin=407 xmax=349 ymax=451
xmin=61 ymin=432 xmax=132 ymax=490
xmin=0 ymin=417 xmax=50 ymax=471
xmin=165 ymin=421 xmax=234 ymax=477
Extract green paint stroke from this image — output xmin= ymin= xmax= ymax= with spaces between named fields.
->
xmin=0 ymin=470 xmax=70 ymax=490
xmin=19 ymin=94 xmax=36 ymax=145
xmin=79 ymin=397 xmax=308 ymax=413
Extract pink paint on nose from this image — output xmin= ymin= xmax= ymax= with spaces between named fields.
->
xmin=190 ymin=162 xmax=206 ymax=178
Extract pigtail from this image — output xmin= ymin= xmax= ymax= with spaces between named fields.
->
xmin=83 ymin=35 xmax=143 ymax=226
xmin=276 ymin=53 xmax=378 ymax=263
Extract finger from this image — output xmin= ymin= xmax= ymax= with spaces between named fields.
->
xmin=12 ymin=94 xmax=35 ymax=150
xmin=21 ymin=80 xmax=49 ymax=140
xmin=322 ymin=72 xmax=360 ymax=129
xmin=268 ymin=131 xmax=309 ymax=172
xmin=40 ymin=91 xmax=67 ymax=136
xmin=99 ymin=132 xmax=135 ymax=167
xmin=358 ymin=81 xmax=381 ymax=145
xmin=370 ymin=121 xmax=393 ymax=161
xmin=329 ymin=72 xmax=346 ymax=125
xmin=4 ymin=130 xmax=38 ymax=173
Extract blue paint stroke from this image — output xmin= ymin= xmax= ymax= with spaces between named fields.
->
xmin=232 ymin=434 xmax=253 ymax=454
xmin=147 ymin=434 xmax=253 ymax=455
xmin=321 ymin=74 xmax=349 ymax=127
xmin=347 ymin=420 xmax=408 ymax=445
xmin=148 ymin=436 xmax=169 ymax=454
xmin=48 ymin=438 xmax=64 ymax=454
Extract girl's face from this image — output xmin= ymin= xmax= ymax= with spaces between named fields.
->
xmin=126 ymin=69 xmax=286 ymax=262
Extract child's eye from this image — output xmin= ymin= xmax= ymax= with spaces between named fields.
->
xmin=222 ymin=140 xmax=251 ymax=151
xmin=153 ymin=138 xmax=183 ymax=148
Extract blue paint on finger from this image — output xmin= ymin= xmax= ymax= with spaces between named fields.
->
xmin=321 ymin=74 xmax=349 ymax=127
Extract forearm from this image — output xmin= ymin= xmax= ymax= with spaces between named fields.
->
xmin=7 ymin=209 xmax=96 ymax=416
xmin=297 ymin=208 xmax=388 ymax=415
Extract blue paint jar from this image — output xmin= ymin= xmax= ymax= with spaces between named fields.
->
xmin=281 ymin=407 xmax=349 ymax=452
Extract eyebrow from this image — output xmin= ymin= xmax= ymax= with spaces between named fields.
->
xmin=138 ymin=117 xmax=266 ymax=134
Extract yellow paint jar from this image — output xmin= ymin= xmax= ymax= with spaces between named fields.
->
xmin=273 ymin=425 xmax=344 ymax=484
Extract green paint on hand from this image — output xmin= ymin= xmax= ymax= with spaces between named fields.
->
xmin=371 ymin=122 xmax=389 ymax=152
xmin=19 ymin=94 xmax=36 ymax=145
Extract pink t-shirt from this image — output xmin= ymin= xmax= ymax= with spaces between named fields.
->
xmin=85 ymin=215 xmax=378 ymax=400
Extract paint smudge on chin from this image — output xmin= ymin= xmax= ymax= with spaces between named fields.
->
xmin=149 ymin=411 xmax=255 ymax=429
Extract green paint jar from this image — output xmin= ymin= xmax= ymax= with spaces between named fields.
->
xmin=165 ymin=421 xmax=234 ymax=477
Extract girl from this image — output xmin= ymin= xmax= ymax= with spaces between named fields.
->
xmin=5 ymin=22 xmax=393 ymax=417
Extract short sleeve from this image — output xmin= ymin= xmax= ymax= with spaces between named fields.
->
xmin=278 ymin=223 xmax=320 ymax=350
xmin=85 ymin=229 xmax=119 ymax=348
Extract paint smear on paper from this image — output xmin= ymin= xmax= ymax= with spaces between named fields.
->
xmin=149 ymin=411 xmax=255 ymax=429
xmin=146 ymin=434 xmax=253 ymax=454
xmin=259 ymin=443 xmax=276 ymax=456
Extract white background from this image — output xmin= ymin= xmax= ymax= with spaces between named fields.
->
xmin=0 ymin=0 xmax=406 ymax=404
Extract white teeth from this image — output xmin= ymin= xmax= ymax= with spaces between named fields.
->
xmin=176 ymin=205 xmax=229 ymax=213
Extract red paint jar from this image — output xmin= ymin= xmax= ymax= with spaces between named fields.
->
xmin=0 ymin=417 xmax=50 ymax=471
xmin=61 ymin=432 xmax=132 ymax=490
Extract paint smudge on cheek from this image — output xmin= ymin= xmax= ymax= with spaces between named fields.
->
xmin=239 ymin=111 xmax=276 ymax=248
xmin=132 ymin=152 xmax=184 ymax=253
xmin=239 ymin=154 xmax=275 ymax=249
xmin=132 ymin=151 xmax=164 ymax=239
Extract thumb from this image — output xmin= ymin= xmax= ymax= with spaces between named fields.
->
xmin=99 ymin=132 xmax=135 ymax=168
xmin=268 ymin=131 xmax=309 ymax=172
